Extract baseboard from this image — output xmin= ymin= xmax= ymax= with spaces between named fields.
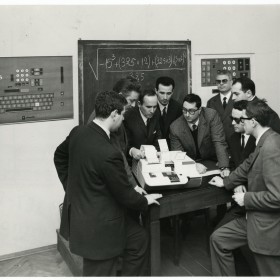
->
xmin=0 ymin=244 xmax=57 ymax=262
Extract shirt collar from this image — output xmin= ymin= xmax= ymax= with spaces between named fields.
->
xmin=93 ymin=120 xmax=110 ymax=139
xmin=255 ymin=127 xmax=270 ymax=145
xmin=248 ymin=95 xmax=256 ymax=101
xmin=241 ymin=133 xmax=250 ymax=146
xmin=158 ymin=102 xmax=168 ymax=113
xmin=139 ymin=108 xmax=148 ymax=125
xmin=188 ymin=119 xmax=199 ymax=130
xmin=220 ymin=91 xmax=231 ymax=103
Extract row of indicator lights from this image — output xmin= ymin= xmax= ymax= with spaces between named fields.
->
xmin=16 ymin=69 xmax=29 ymax=73
xmin=16 ymin=78 xmax=29 ymax=82
xmin=222 ymin=60 xmax=236 ymax=65
xmin=202 ymin=65 xmax=237 ymax=71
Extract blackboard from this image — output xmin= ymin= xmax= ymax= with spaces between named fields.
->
xmin=78 ymin=40 xmax=192 ymax=124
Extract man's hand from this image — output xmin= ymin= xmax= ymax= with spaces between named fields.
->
xmin=208 ymin=176 xmax=224 ymax=187
xmin=220 ymin=168 xmax=230 ymax=178
xmin=145 ymin=193 xmax=162 ymax=205
xmin=234 ymin=185 xmax=247 ymax=193
xmin=232 ymin=192 xmax=245 ymax=206
xmin=131 ymin=148 xmax=145 ymax=160
xmin=134 ymin=185 xmax=147 ymax=195
xmin=196 ymin=163 xmax=208 ymax=174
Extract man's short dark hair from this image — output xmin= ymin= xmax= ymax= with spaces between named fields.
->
xmin=113 ymin=77 xmax=141 ymax=98
xmin=183 ymin=93 xmax=202 ymax=109
xmin=233 ymin=100 xmax=248 ymax=111
xmin=139 ymin=88 xmax=157 ymax=104
xmin=246 ymin=99 xmax=270 ymax=127
xmin=155 ymin=76 xmax=175 ymax=90
xmin=233 ymin=77 xmax=256 ymax=96
xmin=216 ymin=70 xmax=232 ymax=80
xmin=95 ymin=91 xmax=127 ymax=119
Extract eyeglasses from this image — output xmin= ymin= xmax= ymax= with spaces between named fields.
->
xmin=230 ymin=116 xmax=242 ymax=124
xmin=182 ymin=108 xmax=199 ymax=115
xmin=216 ymin=79 xmax=229 ymax=84
xmin=240 ymin=117 xmax=253 ymax=124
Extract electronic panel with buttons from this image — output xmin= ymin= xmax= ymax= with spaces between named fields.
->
xmin=201 ymin=57 xmax=251 ymax=87
xmin=0 ymin=56 xmax=73 ymax=125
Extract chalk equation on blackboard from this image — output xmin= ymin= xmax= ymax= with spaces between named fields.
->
xmin=88 ymin=48 xmax=188 ymax=81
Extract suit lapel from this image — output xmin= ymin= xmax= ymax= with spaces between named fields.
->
xmin=247 ymin=129 xmax=272 ymax=170
xmin=135 ymin=109 xmax=148 ymax=136
xmin=223 ymin=94 xmax=234 ymax=118
xmin=213 ymin=95 xmax=224 ymax=117
xmin=197 ymin=110 xmax=207 ymax=148
xmin=182 ymin=118 xmax=196 ymax=151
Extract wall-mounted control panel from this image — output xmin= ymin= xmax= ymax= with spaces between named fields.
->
xmin=201 ymin=57 xmax=251 ymax=87
xmin=0 ymin=56 xmax=73 ymax=125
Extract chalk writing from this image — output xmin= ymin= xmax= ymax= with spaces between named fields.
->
xmin=100 ymin=49 xmax=187 ymax=72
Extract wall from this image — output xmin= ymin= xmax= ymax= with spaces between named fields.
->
xmin=1 ymin=5 xmax=280 ymax=256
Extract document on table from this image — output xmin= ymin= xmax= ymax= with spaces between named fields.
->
xmin=200 ymin=169 xmax=221 ymax=177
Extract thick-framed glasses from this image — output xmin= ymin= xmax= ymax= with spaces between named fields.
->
xmin=240 ymin=117 xmax=253 ymax=124
xmin=216 ymin=79 xmax=229 ymax=84
xmin=182 ymin=108 xmax=199 ymax=115
xmin=230 ymin=116 xmax=242 ymax=124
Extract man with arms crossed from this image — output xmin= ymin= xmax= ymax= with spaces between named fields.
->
xmin=54 ymin=91 xmax=161 ymax=276
xmin=209 ymin=99 xmax=280 ymax=276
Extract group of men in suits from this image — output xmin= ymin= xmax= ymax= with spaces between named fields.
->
xmin=209 ymin=99 xmax=280 ymax=276
xmin=54 ymin=71 xmax=280 ymax=276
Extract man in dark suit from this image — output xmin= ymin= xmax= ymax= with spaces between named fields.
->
xmin=209 ymin=99 xmax=280 ymax=276
xmin=216 ymin=100 xmax=256 ymax=228
xmin=232 ymin=76 xmax=280 ymax=134
xmin=124 ymin=88 xmax=162 ymax=162
xmin=86 ymin=77 xmax=145 ymax=196
xmin=207 ymin=70 xmax=235 ymax=143
xmin=154 ymin=76 xmax=182 ymax=148
xmin=54 ymin=91 xmax=162 ymax=276
xmin=170 ymin=93 xmax=229 ymax=175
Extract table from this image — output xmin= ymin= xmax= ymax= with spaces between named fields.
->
xmin=145 ymin=176 xmax=232 ymax=276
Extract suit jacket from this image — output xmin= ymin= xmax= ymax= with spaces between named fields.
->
xmin=169 ymin=107 xmax=229 ymax=168
xmin=229 ymin=132 xmax=256 ymax=169
xmin=155 ymin=99 xmax=182 ymax=148
xmin=224 ymin=129 xmax=280 ymax=256
xmin=54 ymin=122 xmax=148 ymax=260
xmin=124 ymin=107 xmax=162 ymax=153
xmin=207 ymin=93 xmax=235 ymax=143
xmin=250 ymin=96 xmax=280 ymax=134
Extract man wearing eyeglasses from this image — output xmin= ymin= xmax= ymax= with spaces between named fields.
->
xmin=170 ymin=93 xmax=229 ymax=175
xmin=207 ymin=70 xmax=235 ymax=144
xmin=215 ymin=100 xmax=256 ymax=228
xmin=209 ymin=99 xmax=280 ymax=276
xmin=231 ymin=76 xmax=280 ymax=134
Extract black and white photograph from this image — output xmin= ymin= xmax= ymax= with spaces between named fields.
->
xmin=0 ymin=0 xmax=280 ymax=277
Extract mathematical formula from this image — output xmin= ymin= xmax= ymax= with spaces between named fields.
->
xmin=100 ymin=51 xmax=188 ymax=72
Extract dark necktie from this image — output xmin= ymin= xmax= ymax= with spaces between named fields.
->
xmin=222 ymin=97 xmax=227 ymax=109
xmin=162 ymin=106 xmax=167 ymax=119
xmin=191 ymin=124 xmax=201 ymax=159
xmin=241 ymin=134 xmax=245 ymax=150
xmin=146 ymin=118 xmax=151 ymax=131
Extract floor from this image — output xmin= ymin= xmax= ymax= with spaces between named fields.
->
xmin=0 ymin=211 xmax=252 ymax=277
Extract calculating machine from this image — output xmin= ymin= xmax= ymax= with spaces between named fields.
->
xmin=132 ymin=144 xmax=202 ymax=191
